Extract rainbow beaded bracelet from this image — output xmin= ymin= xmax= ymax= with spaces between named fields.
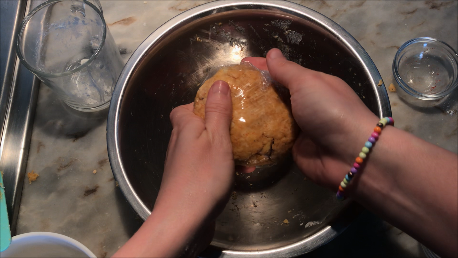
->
xmin=336 ymin=117 xmax=394 ymax=200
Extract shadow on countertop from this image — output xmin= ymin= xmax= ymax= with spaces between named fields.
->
xmin=32 ymin=86 xmax=109 ymax=140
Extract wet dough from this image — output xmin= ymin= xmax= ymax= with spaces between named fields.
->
xmin=194 ymin=64 xmax=298 ymax=166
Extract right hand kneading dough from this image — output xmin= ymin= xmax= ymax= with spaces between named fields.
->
xmin=193 ymin=63 xmax=298 ymax=166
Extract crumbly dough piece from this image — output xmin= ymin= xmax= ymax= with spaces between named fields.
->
xmin=27 ymin=170 xmax=39 ymax=184
xmin=194 ymin=64 xmax=298 ymax=166
xmin=388 ymin=83 xmax=396 ymax=92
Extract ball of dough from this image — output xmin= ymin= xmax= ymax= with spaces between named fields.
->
xmin=194 ymin=64 xmax=298 ymax=166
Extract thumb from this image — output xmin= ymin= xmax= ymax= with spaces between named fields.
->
xmin=205 ymin=80 xmax=232 ymax=139
xmin=266 ymin=48 xmax=315 ymax=93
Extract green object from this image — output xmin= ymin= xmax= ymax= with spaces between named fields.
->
xmin=0 ymin=172 xmax=11 ymax=252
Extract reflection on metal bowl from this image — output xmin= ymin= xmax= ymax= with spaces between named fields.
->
xmin=107 ymin=1 xmax=391 ymax=257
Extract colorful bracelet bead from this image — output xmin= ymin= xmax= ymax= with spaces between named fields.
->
xmin=336 ymin=117 xmax=394 ymax=200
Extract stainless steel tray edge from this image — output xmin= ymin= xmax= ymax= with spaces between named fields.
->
xmin=0 ymin=0 xmax=40 ymax=235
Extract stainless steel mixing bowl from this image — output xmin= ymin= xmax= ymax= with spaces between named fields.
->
xmin=107 ymin=1 xmax=391 ymax=257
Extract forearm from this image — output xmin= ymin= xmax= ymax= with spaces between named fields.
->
xmin=112 ymin=209 xmax=201 ymax=258
xmin=247 ymin=49 xmax=457 ymax=256
xmin=347 ymin=125 xmax=458 ymax=257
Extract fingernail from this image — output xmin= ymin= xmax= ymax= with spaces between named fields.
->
xmin=269 ymin=49 xmax=284 ymax=60
xmin=211 ymin=80 xmax=230 ymax=95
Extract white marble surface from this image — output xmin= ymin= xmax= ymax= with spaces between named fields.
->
xmin=16 ymin=1 xmax=457 ymax=257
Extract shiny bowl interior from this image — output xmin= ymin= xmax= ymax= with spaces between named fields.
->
xmin=393 ymin=37 xmax=458 ymax=100
xmin=107 ymin=1 xmax=391 ymax=257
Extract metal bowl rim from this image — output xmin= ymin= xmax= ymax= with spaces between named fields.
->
xmin=107 ymin=1 xmax=391 ymax=257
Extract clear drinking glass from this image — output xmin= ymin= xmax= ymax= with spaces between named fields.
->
xmin=16 ymin=0 xmax=123 ymax=112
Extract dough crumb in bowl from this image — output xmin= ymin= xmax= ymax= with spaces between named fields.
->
xmin=194 ymin=63 xmax=298 ymax=166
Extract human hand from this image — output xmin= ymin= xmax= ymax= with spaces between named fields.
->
xmin=245 ymin=49 xmax=458 ymax=258
xmin=113 ymin=81 xmax=234 ymax=258
xmin=158 ymin=80 xmax=234 ymax=255
xmin=243 ymin=49 xmax=379 ymax=189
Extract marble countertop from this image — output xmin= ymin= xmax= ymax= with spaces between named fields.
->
xmin=16 ymin=1 xmax=457 ymax=257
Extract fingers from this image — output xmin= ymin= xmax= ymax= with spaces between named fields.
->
xmin=235 ymin=165 xmax=256 ymax=173
xmin=170 ymin=103 xmax=194 ymax=128
xmin=266 ymin=48 xmax=320 ymax=93
xmin=241 ymin=57 xmax=268 ymax=71
xmin=181 ymin=103 xmax=193 ymax=112
xmin=169 ymin=103 xmax=206 ymax=142
xmin=292 ymin=134 xmax=318 ymax=164
xmin=204 ymin=80 xmax=232 ymax=141
xmin=167 ymin=104 xmax=194 ymax=158
xmin=292 ymin=134 xmax=322 ymax=182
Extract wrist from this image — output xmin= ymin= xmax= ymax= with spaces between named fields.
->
xmin=145 ymin=209 xmax=201 ymax=257
xmin=151 ymin=197 xmax=205 ymax=240
xmin=336 ymin=116 xmax=395 ymax=200
xmin=344 ymin=125 xmax=409 ymax=197
xmin=345 ymin=113 xmax=381 ymax=161
xmin=114 ymin=203 xmax=204 ymax=258
xmin=338 ymin=123 xmax=458 ymax=257
xmin=344 ymin=125 xmax=411 ymax=205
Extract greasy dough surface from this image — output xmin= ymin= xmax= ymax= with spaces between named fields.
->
xmin=194 ymin=64 xmax=298 ymax=166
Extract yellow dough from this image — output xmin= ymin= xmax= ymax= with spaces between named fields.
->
xmin=194 ymin=64 xmax=298 ymax=166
